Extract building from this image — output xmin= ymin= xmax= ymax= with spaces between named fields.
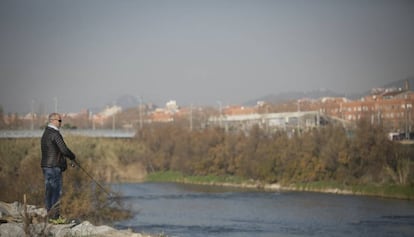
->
xmin=319 ymin=86 xmax=414 ymax=135
xmin=209 ymin=109 xmax=323 ymax=133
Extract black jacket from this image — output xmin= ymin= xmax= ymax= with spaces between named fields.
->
xmin=41 ymin=126 xmax=75 ymax=168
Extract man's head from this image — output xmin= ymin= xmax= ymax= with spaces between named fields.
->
xmin=48 ymin=113 xmax=62 ymax=128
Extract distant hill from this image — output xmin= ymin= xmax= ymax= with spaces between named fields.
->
xmin=115 ymin=94 xmax=139 ymax=109
xmin=244 ymin=77 xmax=414 ymax=106
xmin=358 ymin=77 xmax=414 ymax=98
xmin=109 ymin=94 xmax=159 ymax=111
xmin=88 ymin=95 xmax=140 ymax=114
xmin=108 ymin=78 xmax=414 ymax=110
xmin=244 ymin=89 xmax=347 ymax=106
xmin=381 ymin=77 xmax=414 ymax=90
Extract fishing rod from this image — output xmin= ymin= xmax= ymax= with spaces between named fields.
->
xmin=71 ymin=160 xmax=114 ymax=198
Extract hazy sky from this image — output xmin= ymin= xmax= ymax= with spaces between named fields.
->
xmin=1 ymin=0 xmax=414 ymax=114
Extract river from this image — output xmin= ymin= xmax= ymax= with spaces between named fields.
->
xmin=112 ymin=182 xmax=414 ymax=237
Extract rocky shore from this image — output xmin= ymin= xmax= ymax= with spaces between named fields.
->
xmin=0 ymin=201 xmax=155 ymax=237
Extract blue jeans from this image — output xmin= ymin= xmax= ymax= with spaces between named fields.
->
xmin=42 ymin=167 xmax=62 ymax=218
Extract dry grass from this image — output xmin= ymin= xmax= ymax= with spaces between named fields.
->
xmin=0 ymin=136 xmax=145 ymax=224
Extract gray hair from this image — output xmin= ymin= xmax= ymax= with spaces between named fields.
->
xmin=48 ymin=112 xmax=61 ymax=121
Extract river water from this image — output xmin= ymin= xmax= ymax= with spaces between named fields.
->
xmin=112 ymin=182 xmax=414 ymax=237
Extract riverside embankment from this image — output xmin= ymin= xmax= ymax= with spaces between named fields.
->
xmin=180 ymin=180 xmax=414 ymax=200
xmin=145 ymin=171 xmax=414 ymax=200
xmin=0 ymin=201 xmax=159 ymax=237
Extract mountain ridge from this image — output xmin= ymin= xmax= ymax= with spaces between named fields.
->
xmin=109 ymin=78 xmax=414 ymax=110
xmin=243 ymin=77 xmax=414 ymax=106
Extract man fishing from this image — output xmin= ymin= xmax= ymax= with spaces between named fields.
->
xmin=40 ymin=112 xmax=77 ymax=223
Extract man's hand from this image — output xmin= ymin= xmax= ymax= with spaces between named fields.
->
xmin=71 ymin=159 xmax=79 ymax=168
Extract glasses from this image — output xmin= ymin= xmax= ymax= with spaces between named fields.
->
xmin=53 ymin=119 xmax=62 ymax=123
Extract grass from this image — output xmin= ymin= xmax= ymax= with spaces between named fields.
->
xmin=145 ymin=171 xmax=185 ymax=182
xmin=292 ymin=181 xmax=414 ymax=199
xmin=146 ymin=171 xmax=250 ymax=185
xmin=147 ymin=172 xmax=414 ymax=200
xmin=350 ymin=183 xmax=414 ymax=199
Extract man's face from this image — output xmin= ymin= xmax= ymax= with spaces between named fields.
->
xmin=51 ymin=116 xmax=62 ymax=128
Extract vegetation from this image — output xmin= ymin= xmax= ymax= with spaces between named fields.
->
xmin=146 ymin=171 xmax=249 ymax=185
xmin=1 ymin=119 xmax=414 ymax=224
xmin=0 ymin=137 xmax=146 ymax=224
xmin=137 ymin=120 xmax=414 ymax=198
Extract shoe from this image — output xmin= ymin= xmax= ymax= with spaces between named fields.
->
xmin=49 ymin=216 xmax=67 ymax=224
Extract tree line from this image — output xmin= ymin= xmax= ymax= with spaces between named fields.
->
xmin=136 ymin=119 xmax=413 ymax=186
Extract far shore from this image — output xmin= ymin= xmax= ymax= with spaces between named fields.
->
xmin=143 ymin=172 xmax=414 ymax=200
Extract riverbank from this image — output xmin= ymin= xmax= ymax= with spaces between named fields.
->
xmin=146 ymin=171 xmax=414 ymax=200
xmin=0 ymin=201 xmax=161 ymax=237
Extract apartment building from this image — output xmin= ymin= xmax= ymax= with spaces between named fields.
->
xmin=320 ymin=88 xmax=414 ymax=133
